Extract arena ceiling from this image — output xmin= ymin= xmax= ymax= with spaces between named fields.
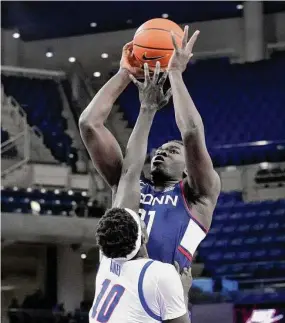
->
xmin=2 ymin=1 xmax=285 ymax=41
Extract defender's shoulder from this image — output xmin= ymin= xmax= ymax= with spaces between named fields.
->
xmin=150 ymin=261 xmax=178 ymax=280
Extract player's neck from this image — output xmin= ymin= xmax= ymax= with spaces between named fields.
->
xmin=152 ymin=178 xmax=179 ymax=191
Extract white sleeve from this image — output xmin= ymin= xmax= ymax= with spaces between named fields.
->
xmin=156 ymin=264 xmax=187 ymax=321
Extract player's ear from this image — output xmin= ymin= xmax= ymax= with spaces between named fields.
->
xmin=182 ymin=168 xmax=188 ymax=178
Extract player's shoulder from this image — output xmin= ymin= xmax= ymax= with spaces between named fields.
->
xmin=149 ymin=260 xmax=178 ymax=280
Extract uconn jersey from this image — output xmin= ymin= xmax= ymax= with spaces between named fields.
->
xmin=140 ymin=179 xmax=208 ymax=268
xmin=89 ymin=257 xmax=187 ymax=323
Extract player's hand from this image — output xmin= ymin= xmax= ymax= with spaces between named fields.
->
xmin=129 ymin=61 xmax=172 ymax=111
xmin=120 ymin=41 xmax=144 ymax=78
xmin=168 ymin=27 xmax=200 ymax=73
xmin=174 ymin=261 xmax=193 ymax=296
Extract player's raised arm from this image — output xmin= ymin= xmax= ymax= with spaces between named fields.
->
xmin=79 ymin=42 xmax=142 ymax=191
xmin=168 ymin=28 xmax=221 ymax=209
xmin=113 ymin=62 xmax=172 ymax=212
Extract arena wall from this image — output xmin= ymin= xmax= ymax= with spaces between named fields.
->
xmin=2 ymin=13 xmax=284 ymax=73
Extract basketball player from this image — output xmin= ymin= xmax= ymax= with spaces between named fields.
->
xmin=79 ymin=26 xmax=220 ymax=269
xmin=90 ymin=63 xmax=192 ymax=323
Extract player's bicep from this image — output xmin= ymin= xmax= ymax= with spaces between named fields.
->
xmin=183 ymin=130 xmax=220 ymax=200
xmin=79 ymin=122 xmax=123 ymax=188
xmin=157 ymin=265 xmax=189 ymax=322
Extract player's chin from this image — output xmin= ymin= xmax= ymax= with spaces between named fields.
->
xmin=150 ymin=163 xmax=165 ymax=175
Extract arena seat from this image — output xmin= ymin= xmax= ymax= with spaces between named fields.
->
xmin=1 ymin=75 xmax=78 ymax=165
xmin=119 ymin=57 xmax=285 ymax=166
xmin=1 ymin=187 xmax=90 ymax=216
xmin=199 ymin=195 xmax=285 ymax=280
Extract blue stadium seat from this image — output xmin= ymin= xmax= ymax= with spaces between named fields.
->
xmin=199 ymin=195 xmax=285 ymax=280
xmin=1 ymin=187 xmax=90 ymax=215
xmin=119 ymin=57 xmax=285 ymax=166
xmin=1 ymin=75 xmax=78 ymax=165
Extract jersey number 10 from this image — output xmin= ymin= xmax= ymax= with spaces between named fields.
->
xmin=139 ymin=209 xmax=156 ymax=235
xmin=91 ymin=279 xmax=125 ymax=322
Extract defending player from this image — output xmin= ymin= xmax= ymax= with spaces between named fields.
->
xmin=90 ymin=63 xmax=191 ymax=323
xmin=79 ymin=27 xmax=220 ymax=270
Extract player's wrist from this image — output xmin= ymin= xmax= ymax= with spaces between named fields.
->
xmin=140 ymin=105 xmax=157 ymax=116
xmin=118 ymin=68 xmax=132 ymax=82
xmin=168 ymin=68 xmax=183 ymax=76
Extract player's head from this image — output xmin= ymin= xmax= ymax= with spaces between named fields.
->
xmin=96 ymin=207 xmax=148 ymax=260
xmin=151 ymin=140 xmax=186 ymax=182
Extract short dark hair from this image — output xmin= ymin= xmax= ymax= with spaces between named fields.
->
xmin=96 ymin=208 xmax=138 ymax=258
xmin=154 ymin=140 xmax=184 ymax=153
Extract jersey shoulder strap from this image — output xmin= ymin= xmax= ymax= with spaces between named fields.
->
xmin=138 ymin=260 xmax=161 ymax=321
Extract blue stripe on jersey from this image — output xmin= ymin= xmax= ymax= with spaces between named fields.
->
xmin=138 ymin=260 xmax=161 ymax=321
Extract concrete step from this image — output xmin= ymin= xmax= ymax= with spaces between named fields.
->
xmin=2 ymin=164 xmax=30 ymax=187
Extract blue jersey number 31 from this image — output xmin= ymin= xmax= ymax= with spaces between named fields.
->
xmin=91 ymin=279 xmax=125 ymax=322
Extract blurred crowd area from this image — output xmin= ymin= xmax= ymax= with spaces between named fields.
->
xmin=7 ymin=291 xmax=91 ymax=323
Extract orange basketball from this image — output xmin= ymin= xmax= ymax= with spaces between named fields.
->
xmin=133 ymin=18 xmax=183 ymax=70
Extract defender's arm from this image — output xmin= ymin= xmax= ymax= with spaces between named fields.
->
xmin=113 ymin=109 xmax=156 ymax=212
xmin=113 ymin=63 xmax=172 ymax=212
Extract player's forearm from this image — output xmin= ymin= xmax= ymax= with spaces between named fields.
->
xmin=184 ymin=295 xmax=189 ymax=312
xmin=79 ymin=68 xmax=130 ymax=126
xmin=168 ymin=70 xmax=204 ymax=138
xmin=113 ymin=108 xmax=155 ymax=210
xmin=123 ymin=108 xmax=155 ymax=175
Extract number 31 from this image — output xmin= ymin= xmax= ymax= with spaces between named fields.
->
xmin=139 ymin=209 xmax=156 ymax=235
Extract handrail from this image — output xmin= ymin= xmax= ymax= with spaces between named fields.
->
xmin=8 ymin=96 xmax=27 ymax=118
xmin=212 ymin=140 xmax=285 ymax=150
xmin=150 ymin=139 xmax=285 ymax=158
xmin=1 ymin=158 xmax=29 ymax=177
xmin=1 ymin=65 xmax=66 ymax=78
xmin=1 ymin=131 xmax=26 ymax=149
xmin=31 ymin=126 xmax=43 ymax=138
xmin=1 ymin=88 xmax=31 ymax=176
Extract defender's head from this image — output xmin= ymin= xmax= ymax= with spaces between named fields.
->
xmin=151 ymin=140 xmax=186 ymax=182
xmin=96 ymin=207 xmax=148 ymax=260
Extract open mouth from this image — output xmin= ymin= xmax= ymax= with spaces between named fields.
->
xmin=153 ymin=155 xmax=165 ymax=165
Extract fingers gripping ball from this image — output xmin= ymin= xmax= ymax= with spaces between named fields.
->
xmin=133 ymin=18 xmax=184 ymax=70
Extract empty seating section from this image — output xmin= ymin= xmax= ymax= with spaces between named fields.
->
xmin=119 ymin=57 xmax=285 ymax=166
xmin=2 ymin=187 xmax=284 ymax=280
xmin=1 ymin=187 xmax=89 ymax=216
xmin=1 ymin=75 xmax=77 ymax=164
xmin=255 ymin=167 xmax=285 ymax=185
xmin=199 ymin=191 xmax=285 ymax=280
